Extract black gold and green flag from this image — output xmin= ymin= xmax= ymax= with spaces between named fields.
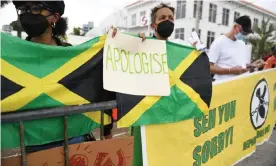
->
xmin=1 ymin=33 xmax=114 ymax=149
xmin=116 ymin=41 xmax=212 ymax=127
xmin=1 ymin=33 xmax=212 ymax=149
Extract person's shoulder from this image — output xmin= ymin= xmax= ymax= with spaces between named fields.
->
xmin=216 ymin=35 xmax=228 ymax=41
xmin=54 ymin=36 xmax=72 ymax=47
xmin=236 ymin=40 xmax=246 ymax=46
xmin=212 ymin=35 xmax=227 ymax=45
xmin=267 ymin=56 xmax=276 ymax=62
xmin=209 ymin=35 xmax=225 ymax=50
xmin=61 ymin=42 xmax=72 ymax=47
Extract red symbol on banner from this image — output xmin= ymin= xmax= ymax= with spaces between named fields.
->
xmin=69 ymin=154 xmax=89 ymax=166
xmin=94 ymin=149 xmax=126 ymax=166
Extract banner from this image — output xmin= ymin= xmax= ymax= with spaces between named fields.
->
xmin=1 ymin=33 xmax=114 ymax=149
xmin=103 ymin=31 xmax=170 ymax=96
xmin=141 ymin=69 xmax=276 ymax=166
xmin=2 ymin=137 xmax=134 ymax=166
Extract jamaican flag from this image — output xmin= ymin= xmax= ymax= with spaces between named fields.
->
xmin=117 ymin=41 xmax=212 ymax=127
xmin=1 ymin=33 xmax=114 ymax=149
xmin=1 ymin=33 xmax=212 ymax=148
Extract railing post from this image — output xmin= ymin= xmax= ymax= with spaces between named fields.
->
xmin=100 ymin=110 xmax=104 ymax=140
xmin=19 ymin=121 xmax=27 ymax=166
xmin=63 ymin=116 xmax=69 ymax=166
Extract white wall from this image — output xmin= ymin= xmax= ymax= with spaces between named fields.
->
xmin=121 ymin=0 xmax=276 ymax=46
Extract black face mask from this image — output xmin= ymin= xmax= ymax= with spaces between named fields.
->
xmin=156 ymin=20 xmax=174 ymax=38
xmin=19 ymin=12 xmax=50 ymax=37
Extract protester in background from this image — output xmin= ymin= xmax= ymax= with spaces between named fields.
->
xmin=249 ymin=59 xmax=266 ymax=72
xmin=12 ymin=0 xmax=96 ymax=153
xmin=111 ymin=3 xmax=202 ymax=49
xmin=111 ymin=3 xmax=175 ymax=41
xmin=208 ymin=16 xmax=254 ymax=81
xmin=264 ymin=46 xmax=276 ymax=69
xmin=263 ymin=48 xmax=273 ymax=62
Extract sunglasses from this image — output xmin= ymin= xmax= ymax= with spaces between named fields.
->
xmin=17 ymin=4 xmax=52 ymax=15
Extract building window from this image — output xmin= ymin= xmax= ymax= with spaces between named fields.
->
xmin=253 ymin=18 xmax=259 ymax=28
xmin=140 ymin=11 xmax=146 ymax=18
xmin=192 ymin=28 xmax=201 ymax=39
xmin=176 ymin=0 xmax=186 ymax=19
xmin=140 ymin=11 xmax=146 ymax=25
xmin=234 ymin=12 xmax=240 ymax=22
xmin=222 ymin=8 xmax=230 ymax=26
xmin=193 ymin=0 xmax=203 ymax=19
xmin=209 ymin=3 xmax=217 ymax=23
xmin=207 ymin=31 xmax=215 ymax=49
xmin=175 ymin=28 xmax=185 ymax=40
xmin=132 ymin=14 xmax=136 ymax=26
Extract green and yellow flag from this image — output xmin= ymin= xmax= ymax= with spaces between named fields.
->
xmin=117 ymin=41 xmax=212 ymax=127
xmin=1 ymin=33 xmax=113 ymax=149
xmin=1 ymin=33 xmax=212 ymax=149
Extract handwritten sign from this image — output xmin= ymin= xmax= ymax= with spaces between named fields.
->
xmin=1 ymin=137 xmax=134 ymax=166
xmin=103 ymin=31 xmax=170 ymax=96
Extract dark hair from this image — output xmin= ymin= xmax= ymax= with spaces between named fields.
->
xmin=151 ymin=3 xmax=175 ymax=24
xmin=52 ymin=17 xmax=68 ymax=37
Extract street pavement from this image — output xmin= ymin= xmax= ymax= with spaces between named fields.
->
xmin=236 ymin=129 xmax=276 ymax=166
xmin=2 ymin=126 xmax=275 ymax=166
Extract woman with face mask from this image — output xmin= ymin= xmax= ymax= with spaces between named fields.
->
xmin=13 ymin=1 xmax=70 ymax=46
xmin=12 ymin=1 xmax=96 ymax=154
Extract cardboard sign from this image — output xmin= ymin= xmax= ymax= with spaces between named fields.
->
xmin=2 ymin=137 xmax=134 ymax=166
xmin=103 ymin=31 xmax=170 ymax=96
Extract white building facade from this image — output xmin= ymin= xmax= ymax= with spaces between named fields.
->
xmin=122 ymin=0 xmax=276 ymax=48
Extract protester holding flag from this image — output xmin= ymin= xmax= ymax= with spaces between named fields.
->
xmin=110 ymin=2 xmax=212 ymax=116
xmin=111 ymin=3 xmax=174 ymax=41
xmin=208 ymin=16 xmax=254 ymax=81
xmin=12 ymin=0 xmax=96 ymax=153
xmin=149 ymin=3 xmax=175 ymax=40
xmin=13 ymin=1 xmax=69 ymax=46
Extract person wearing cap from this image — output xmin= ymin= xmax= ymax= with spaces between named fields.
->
xmin=12 ymin=1 xmax=97 ymax=153
xmin=13 ymin=1 xmax=70 ymax=46
xmin=263 ymin=46 xmax=276 ymax=69
xmin=208 ymin=15 xmax=254 ymax=81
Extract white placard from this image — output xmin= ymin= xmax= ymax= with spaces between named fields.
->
xmin=103 ymin=31 xmax=170 ymax=96
xmin=189 ymin=31 xmax=206 ymax=51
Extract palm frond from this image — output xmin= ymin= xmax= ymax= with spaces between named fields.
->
xmin=1 ymin=0 xmax=10 ymax=8
xmin=249 ymin=17 xmax=276 ymax=60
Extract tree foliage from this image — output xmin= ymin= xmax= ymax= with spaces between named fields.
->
xmin=247 ymin=17 xmax=276 ymax=60
xmin=1 ymin=0 xmax=10 ymax=8
xmin=73 ymin=27 xmax=81 ymax=36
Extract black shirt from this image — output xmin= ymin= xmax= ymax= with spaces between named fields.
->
xmin=26 ymin=36 xmax=72 ymax=47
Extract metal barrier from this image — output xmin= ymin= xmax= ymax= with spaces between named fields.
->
xmin=1 ymin=100 xmax=117 ymax=166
